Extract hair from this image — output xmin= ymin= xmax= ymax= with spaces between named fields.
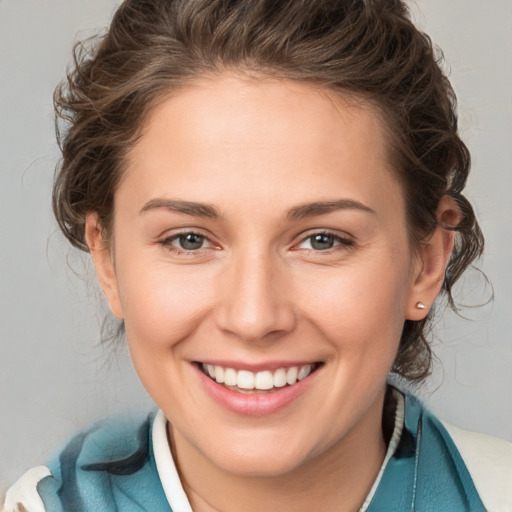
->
xmin=53 ymin=0 xmax=484 ymax=382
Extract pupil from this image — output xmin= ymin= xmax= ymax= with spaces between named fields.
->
xmin=180 ymin=233 xmax=204 ymax=250
xmin=311 ymin=234 xmax=334 ymax=250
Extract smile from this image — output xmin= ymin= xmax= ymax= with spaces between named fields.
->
xmin=200 ymin=363 xmax=321 ymax=393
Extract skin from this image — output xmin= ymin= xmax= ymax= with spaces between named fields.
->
xmin=87 ymin=74 xmax=457 ymax=512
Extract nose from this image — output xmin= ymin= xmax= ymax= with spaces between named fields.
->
xmin=214 ymin=249 xmax=296 ymax=343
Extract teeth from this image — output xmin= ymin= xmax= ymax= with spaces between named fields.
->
xmin=201 ymin=363 xmax=316 ymax=391
xmin=298 ymin=364 xmax=312 ymax=381
xmin=224 ymin=368 xmax=237 ymax=386
xmin=255 ymin=371 xmax=274 ymax=390
xmin=214 ymin=365 xmax=225 ymax=383
xmin=273 ymin=368 xmax=287 ymax=388
xmin=237 ymin=370 xmax=255 ymax=389
xmin=286 ymin=366 xmax=298 ymax=385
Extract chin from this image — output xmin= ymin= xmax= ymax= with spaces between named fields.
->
xmin=199 ymin=428 xmax=321 ymax=478
xmin=216 ymin=450 xmax=308 ymax=478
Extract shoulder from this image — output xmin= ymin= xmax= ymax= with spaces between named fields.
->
xmin=442 ymin=420 xmax=512 ymax=512
xmin=377 ymin=389 xmax=511 ymax=511
xmin=2 ymin=412 xmax=170 ymax=512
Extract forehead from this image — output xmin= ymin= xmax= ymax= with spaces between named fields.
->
xmin=121 ymin=74 xmax=404 ymax=219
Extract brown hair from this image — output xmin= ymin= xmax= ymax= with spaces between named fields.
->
xmin=53 ymin=0 xmax=484 ymax=382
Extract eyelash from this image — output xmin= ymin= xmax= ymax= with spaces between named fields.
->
xmin=158 ymin=230 xmax=354 ymax=255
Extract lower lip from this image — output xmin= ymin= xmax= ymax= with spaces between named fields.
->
xmin=194 ymin=365 xmax=319 ymax=417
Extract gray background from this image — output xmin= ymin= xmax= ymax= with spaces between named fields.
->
xmin=1 ymin=0 xmax=511 ymax=490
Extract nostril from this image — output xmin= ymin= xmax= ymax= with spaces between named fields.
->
xmin=215 ymin=299 xmax=297 ymax=343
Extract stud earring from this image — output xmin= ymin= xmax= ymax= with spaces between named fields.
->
xmin=416 ymin=301 xmax=426 ymax=310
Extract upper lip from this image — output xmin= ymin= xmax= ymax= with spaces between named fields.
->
xmin=195 ymin=360 xmax=322 ymax=372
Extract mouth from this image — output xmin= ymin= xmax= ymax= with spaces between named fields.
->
xmin=198 ymin=362 xmax=323 ymax=394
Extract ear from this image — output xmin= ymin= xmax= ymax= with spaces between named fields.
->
xmin=406 ymin=196 xmax=460 ymax=320
xmin=85 ymin=214 xmax=124 ymax=319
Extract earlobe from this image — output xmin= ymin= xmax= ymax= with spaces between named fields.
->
xmin=406 ymin=196 xmax=460 ymax=321
xmin=85 ymin=214 xmax=124 ymax=319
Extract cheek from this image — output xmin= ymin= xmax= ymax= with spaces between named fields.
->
xmin=297 ymin=255 xmax=412 ymax=353
xmin=114 ymin=261 xmax=218 ymax=404
xmin=115 ymin=258 xmax=216 ymax=351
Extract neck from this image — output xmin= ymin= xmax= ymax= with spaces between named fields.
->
xmin=169 ymin=388 xmax=388 ymax=512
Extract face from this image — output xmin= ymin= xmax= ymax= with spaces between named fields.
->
xmin=89 ymin=74 xmax=431 ymax=477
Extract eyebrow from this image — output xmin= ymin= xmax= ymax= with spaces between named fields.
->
xmin=286 ymin=199 xmax=375 ymax=220
xmin=139 ymin=198 xmax=375 ymax=221
xmin=139 ymin=199 xmax=221 ymax=218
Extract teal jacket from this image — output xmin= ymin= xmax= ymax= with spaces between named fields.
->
xmin=5 ymin=393 xmax=506 ymax=511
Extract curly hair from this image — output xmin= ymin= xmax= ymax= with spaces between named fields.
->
xmin=53 ymin=0 xmax=484 ymax=382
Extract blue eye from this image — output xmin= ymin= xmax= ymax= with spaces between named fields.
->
xmin=161 ymin=232 xmax=211 ymax=252
xmin=297 ymin=232 xmax=353 ymax=251
xmin=176 ymin=233 xmax=205 ymax=250
xmin=309 ymin=234 xmax=336 ymax=250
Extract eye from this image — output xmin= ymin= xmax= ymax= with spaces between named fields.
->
xmin=296 ymin=232 xmax=354 ymax=251
xmin=160 ymin=231 xmax=213 ymax=252
xmin=176 ymin=233 xmax=206 ymax=250
xmin=308 ymin=233 xmax=337 ymax=250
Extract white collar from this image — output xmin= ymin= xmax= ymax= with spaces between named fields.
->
xmin=359 ymin=389 xmax=404 ymax=511
xmin=152 ymin=409 xmax=193 ymax=512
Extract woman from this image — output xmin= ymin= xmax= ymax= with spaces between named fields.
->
xmin=4 ymin=0 xmax=511 ymax=511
